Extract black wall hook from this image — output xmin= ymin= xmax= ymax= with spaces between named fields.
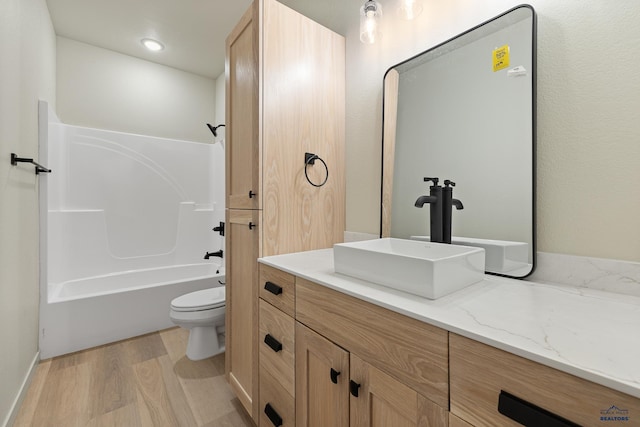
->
xmin=11 ymin=153 xmax=51 ymax=175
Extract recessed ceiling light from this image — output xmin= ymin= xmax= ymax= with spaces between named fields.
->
xmin=141 ymin=38 xmax=164 ymax=52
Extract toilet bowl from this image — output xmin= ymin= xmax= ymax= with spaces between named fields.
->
xmin=169 ymin=286 xmax=226 ymax=360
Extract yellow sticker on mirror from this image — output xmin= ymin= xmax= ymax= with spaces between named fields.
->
xmin=493 ymin=45 xmax=510 ymax=72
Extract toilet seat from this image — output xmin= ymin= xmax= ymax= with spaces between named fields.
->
xmin=170 ymin=287 xmax=225 ymax=312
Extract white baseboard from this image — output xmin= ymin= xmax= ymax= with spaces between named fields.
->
xmin=3 ymin=351 xmax=40 ymax=427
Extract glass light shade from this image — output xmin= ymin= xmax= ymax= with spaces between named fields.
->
xmin=360 ymin=0 xmax=382 ymax=44
xmin=397 ymin=0 xmax=423 ymax=20
xmin=141 ymin=38 xmax=164 ymax=52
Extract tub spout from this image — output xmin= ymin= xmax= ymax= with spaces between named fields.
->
xmin=204 ymin=250 xmax=223 ymax=260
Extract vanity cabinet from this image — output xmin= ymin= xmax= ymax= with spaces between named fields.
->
xmin=296 ymin=322 xmax=349 ymax=427
xmin=259 ymin=265 xmax=297 ymax=427
xmin=258 ymin=264 xmax=449 ymax=427
xmin=448 ymin=414 xmax=473 ymax=427
xmin=295 ymin=278 xmax=449 ymax=409
xmin=260 ymin=261 xmax=640 ymax=427
xmin=259 ymin=297 xmax=296 ymax=427
xmin=296 ymin=318 xmax=448 ymax=427
xmin=449 ymin=334 xmax=640 ymax=427
xmin=295 ymin=278 xmax=449 ymax=427
xmin=350 ymin=353 xmax=448 ymax=427
xmin=225 ymin=0 xmax=345 ymax=420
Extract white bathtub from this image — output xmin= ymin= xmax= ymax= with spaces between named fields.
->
xmin=38 ymin=103 xmax=227 ymax=359
xmin=49 ymin=263 xmax=223 ymax=302
xmin=40 ymin=262 xmax=225 ymax=359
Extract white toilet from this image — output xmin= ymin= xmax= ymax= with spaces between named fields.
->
xmin=169 ymin=286 xmax=226 ymax=360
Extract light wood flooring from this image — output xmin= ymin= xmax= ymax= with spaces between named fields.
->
xmin=13 ymin=328 xmax=255 ymax=427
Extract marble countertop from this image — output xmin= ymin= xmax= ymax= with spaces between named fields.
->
xmin=259 ymin=248 xmax=640 ymax=399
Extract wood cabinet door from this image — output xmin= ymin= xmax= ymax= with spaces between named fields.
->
xmin=226 ymin=2 xmax=259 ymax=210
xmin=295 ymin=278 xmax=449 ymax=408
xmin=350 ymin=354 xmax=448 ymax=427
xmin=226 ymin=208 xmax=261 ymax=419
xmin=296 ymin=322 xmax=349 ymax=427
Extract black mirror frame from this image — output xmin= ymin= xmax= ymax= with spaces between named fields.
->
xmin=379 ymin=4 xmax=537 ymax=279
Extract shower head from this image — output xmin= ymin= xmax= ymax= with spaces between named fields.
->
xmin=206 ymin=123 xmax=225 ymax=137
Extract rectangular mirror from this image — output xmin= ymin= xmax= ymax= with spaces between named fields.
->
xmin=381 ymin=5 xmax=536 ymax=278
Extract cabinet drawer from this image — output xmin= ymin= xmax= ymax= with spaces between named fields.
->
xmin=295 ymin=278 xmax=449 ymax=408
xmin=260 ymin=368 xmax=295 ymax=427
xmin=259 ymin=264 xmax=295 ymax=317
xmin=450 ymin=333 xmax=640 ymax=427
xmin=259 ymin=299 xmax=295 ymax=395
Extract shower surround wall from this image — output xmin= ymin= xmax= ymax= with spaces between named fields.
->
xmin=39 ymin=102 xmax=225 ymax=358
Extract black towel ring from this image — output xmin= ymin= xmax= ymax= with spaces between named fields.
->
xmin=304 ymin=152 xmax=328 ymax=187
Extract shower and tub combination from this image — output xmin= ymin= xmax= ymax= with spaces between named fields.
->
xmin=38 ymin=101 xmax=225 ymax=359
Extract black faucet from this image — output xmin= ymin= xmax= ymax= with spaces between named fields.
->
xmin=414 ymin=177 xmax=463 ymax=244
xmin=414 ymin=177 xmax=444 ymax=243
xmin=204 ymin=250 xmax=223 ymax=260
xmin=441 ymin=180 xmax=464 ymax=244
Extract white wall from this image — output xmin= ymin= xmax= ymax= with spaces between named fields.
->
xmin=0 ymin=0 xmax=56 ymax=424
xmin=215 ymin=72 xmax=226 ymax=127
xmin=212 ymin=72 xmax=226 ymax=211
xmin=286 ymin=0 xmax=640 ymax=263
xmin=56 ymin=37 xmax=216 ymax=143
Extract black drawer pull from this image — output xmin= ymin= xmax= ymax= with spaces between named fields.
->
xmin=498 ymin=391 xmax=580 ymax=427
xmin=330 ymin=368 xmax=340 ymax=384
xmin=264 ymin=403 xmax=283 ymax=427
xmin=264 ymin=281 xmax=283 ymax=295
xmin=249 ymin=190 xmax=256 ymax=198
xmin=350 ymin=380 xmax=361 ymax=397
xmin=264 ymin=334 xmax=283 ymax=353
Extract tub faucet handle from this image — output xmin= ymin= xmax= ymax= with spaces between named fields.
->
xmin=213 ymin=222 xmax=225 ymax=236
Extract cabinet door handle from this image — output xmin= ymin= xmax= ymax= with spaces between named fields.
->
xmin=349 ymin=380 xmax=361 ymax=397
xmin=264 ymin=281 xmax=283 ymax=295
xmin=264 ymin=334 xmax=283 ymax=353
xmin=498 ymin=391 xmax=580 ymax=427
xmin=330 ymin=368 xmax=340 ymax=384
xmin=249 ymin=190 xmax=256 ymax=198
xmin=249 ymin=222 xmax=256 ymax=230
xmin=264 ymin=403 xmax=283 ymax=427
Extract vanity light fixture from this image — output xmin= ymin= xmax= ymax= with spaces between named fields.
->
xmin=397 ymin=0 xmax=422 ymax=20
xmin=141 ymin=38 xmax=164 ymax=52
xmin=360 ymin=0 xmax=382 ymax=44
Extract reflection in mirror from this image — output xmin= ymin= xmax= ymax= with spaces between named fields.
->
xmin=381 ymin=5 xmax=536 ymax=278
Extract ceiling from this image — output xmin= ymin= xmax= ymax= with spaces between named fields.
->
xmin=46 ymin=0 xmax=352 ymax=80
xmin=46 ymin=0 xmax=253 ymax=79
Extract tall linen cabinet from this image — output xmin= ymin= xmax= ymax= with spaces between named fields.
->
xmin=225 ymin=0 xmax=345 ymax=421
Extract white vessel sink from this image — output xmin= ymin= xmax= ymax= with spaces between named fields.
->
xmin=333 ymin=238 xmax=485 ymax=299
xmin=411 ymin=236 xmax=529 ymax=274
